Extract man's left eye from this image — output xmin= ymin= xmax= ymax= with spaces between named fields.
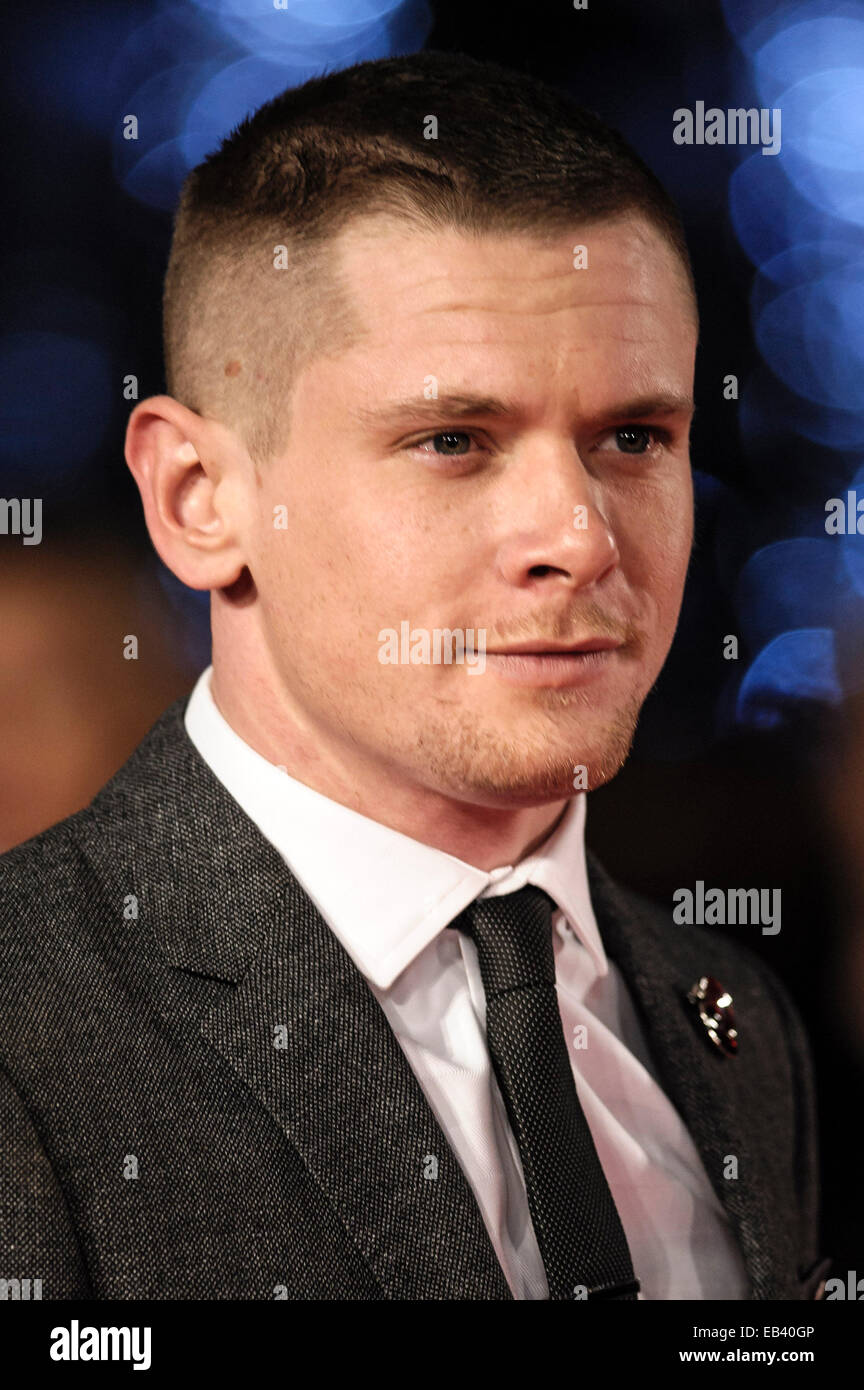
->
xmin=418 ymin=432 xmax=474 ymax=456
xmin=612 ymin=426 xmax=654 ymax=454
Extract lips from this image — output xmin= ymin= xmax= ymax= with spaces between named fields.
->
xmin=480 ymin=638 xmax=626 ymax=688
xmin=484 ymin=637 xmax=623 ymax=656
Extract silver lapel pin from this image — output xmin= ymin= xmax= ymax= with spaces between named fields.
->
xmin=686 ymin=975 xmax=738 ymax=1057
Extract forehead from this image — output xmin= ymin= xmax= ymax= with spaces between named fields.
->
xmin=307 ymin=212 xmax=697 ymax=412
xmin=332 ymin=210 xmax=694 ymax=325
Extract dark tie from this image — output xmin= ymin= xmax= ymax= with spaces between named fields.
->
xmin=450 ymin=884 xmax=639 ymax=1300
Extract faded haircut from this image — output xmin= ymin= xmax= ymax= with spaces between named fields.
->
xmin=163 ymin=49 xmax=695 ymax=466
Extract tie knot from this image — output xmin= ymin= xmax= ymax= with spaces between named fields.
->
xmin=451 ymin=884 xmax=558 ymax=998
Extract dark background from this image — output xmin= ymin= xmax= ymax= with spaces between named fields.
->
xmin=2 ymin=0 xmax=863 ymax=1276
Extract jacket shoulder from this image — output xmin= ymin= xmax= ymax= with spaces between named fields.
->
xmin=0 ymin=810 xmax=96 ymax=947
xmin=0 ymin=695 xmax=191 ymax=957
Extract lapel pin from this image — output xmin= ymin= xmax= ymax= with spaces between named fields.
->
xmin=686 ymin=975 xmax=738 ymax=1057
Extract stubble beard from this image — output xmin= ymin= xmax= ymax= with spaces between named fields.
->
xmin=409 ymin=684 xmax=646 ymax=804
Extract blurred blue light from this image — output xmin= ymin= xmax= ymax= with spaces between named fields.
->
xmin=726 ymin=7 xmax=864 ymax=726
xmin=754 ymin=269 xmax=864 ymax=412
xmin=114 ymin=60 xmax=228 ymax=210
xmin=191 ymin=0 xmax=404 ymax=25
xmin=734 ymin=538 xmax=839 ymax=654
xmin=750 ymin=239 xmax=863 ymax=292
xmin=773 ymin=69 xmax=864 ymax=225
xmin=190 ymin=0 xmax=422 ymax=66
xmin=121 ymin=136 xmax=202 ymax=215
xmin=722 ymin=0 xmax=848 ymax=56
xmin=728 ymin=152 xmax=826 ymax=270
xmin=740 ymin=366 xmax=864 ymax=453
xmin=735 ymin=628 xmax=841 ymax=729
xmin=752 ymin=16 xmax=864 ymax=105
xmin=115 ymin=0 xmax=431 ymax=212
xmin=180 ymin=57 xmax=329 ymax=167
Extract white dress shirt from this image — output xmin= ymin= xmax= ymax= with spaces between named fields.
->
xmin=184 ymin=665 xmax=751 ymax=1300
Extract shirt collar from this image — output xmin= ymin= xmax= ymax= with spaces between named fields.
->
xmin=184 ymin=665 xmax=608 ymax=988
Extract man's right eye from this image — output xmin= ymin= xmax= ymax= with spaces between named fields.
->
xmin=413 ymin=431 xmax=476 ymax=456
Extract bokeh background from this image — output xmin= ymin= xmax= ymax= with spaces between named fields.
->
xmin=3 ymin=0 xmax=863 ymax=1276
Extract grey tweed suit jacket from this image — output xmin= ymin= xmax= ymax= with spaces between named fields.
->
xmin=0 ymin=694 xmax=826 ymax=1300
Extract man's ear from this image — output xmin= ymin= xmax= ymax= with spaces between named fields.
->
xmin=124 ymin=395 xmax=248 ymax=591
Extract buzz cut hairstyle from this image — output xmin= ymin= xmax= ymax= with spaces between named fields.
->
xmin=163 ymin=49 xmax=696 ymax=467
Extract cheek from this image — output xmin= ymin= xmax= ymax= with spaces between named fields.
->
xmin=252 ymin=487 xmax=429 ymax=657
xmin=614 ymin=480 xmax=693 ymax=615
xmin=661 ymin=485 xmax=695 ymax=597
xmin=633 ymin=466 xmax=692 ymax=559
xmin=646 ymin=533 xmax=693 ymax=626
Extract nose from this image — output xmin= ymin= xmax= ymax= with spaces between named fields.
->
xmin=493 ymin=445 xmax=620 ymax=594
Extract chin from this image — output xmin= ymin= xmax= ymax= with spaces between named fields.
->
xmin=435 ymin=728 xmax=637 ymax=807
xmin=402 ymin=689 xmax=643 ymax=807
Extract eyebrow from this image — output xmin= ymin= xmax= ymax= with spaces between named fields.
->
xmin=353 ymin=391 xmax=695 ymax=429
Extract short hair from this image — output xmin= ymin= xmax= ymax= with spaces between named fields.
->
xmin=163 ymin=49 xmax=695 ymax=465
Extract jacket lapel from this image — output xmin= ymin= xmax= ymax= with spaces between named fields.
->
xmin=199 ymin=871 xmax=513 ymax=1299
xmin=79 ymin=696 xmax=511 ymax=1300
xmin=586 ymin=850 xmax=798 ymax=1299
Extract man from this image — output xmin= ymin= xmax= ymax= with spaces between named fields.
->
xmin=0 ymin=51 xmax=825 ymax=1300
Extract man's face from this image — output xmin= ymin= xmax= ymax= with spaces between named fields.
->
xmin=241 ymin=212 xmax=696 ymax=807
